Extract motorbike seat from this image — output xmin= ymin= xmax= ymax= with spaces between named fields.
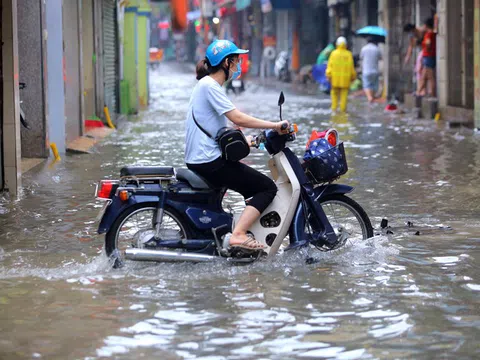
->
xmin=120 ymin=166 xmax=175 ymax=178
xmin=175 ymin=168 xmax=211 ymax=190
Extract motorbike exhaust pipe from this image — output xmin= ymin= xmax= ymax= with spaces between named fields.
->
xmin=125 ymin=248 xmax=217 ymax=263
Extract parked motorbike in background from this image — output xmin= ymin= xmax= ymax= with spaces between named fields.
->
xmin=274 ymin=51 xmax=291 ymax=82
xmin=225 ymin=78 xmax=245 ymax=95
xmin=19 ymin=82 xmax=31 ymax=130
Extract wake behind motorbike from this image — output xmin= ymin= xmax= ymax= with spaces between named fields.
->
xmin=95 ymin=93 xmax=373 ymax=267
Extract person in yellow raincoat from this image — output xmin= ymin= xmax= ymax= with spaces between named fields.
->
xmin=326 ymin=37 xmax=357 ymax=113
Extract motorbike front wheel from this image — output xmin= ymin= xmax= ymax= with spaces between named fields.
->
xmin=105 ymin=203 xmax=190 ymax=267
xmin=289 ymin=194 xmax=373 ymax=248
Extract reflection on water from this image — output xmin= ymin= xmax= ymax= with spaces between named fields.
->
xmin=0 ymin=63 xmax=479 ymax=359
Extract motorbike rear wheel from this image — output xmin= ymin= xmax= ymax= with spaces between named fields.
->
xmin=290 ymin=194 xmax=373 ymax=248
xmin=105 ymin=203 xmax=190 ymax=267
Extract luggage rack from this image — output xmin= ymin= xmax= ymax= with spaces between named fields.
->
xmin=119 ymin=166 xmax=177 ymax=186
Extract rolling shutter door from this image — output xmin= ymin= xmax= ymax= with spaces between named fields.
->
xmin=102 ymin=0 xmax=118 ymax=119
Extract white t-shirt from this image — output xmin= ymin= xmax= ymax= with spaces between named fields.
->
xmin=185 ymin=76 xmax=236 ymax=164
xmin=360 ymin=43 xmax=382 ymax=75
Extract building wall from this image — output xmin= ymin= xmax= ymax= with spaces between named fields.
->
xmin=62 ymin=0 xmax=83 ymax=143
xmin=351 ymin=0 xmax=369 ymax=56
xmin=2 ymin=0 xmax=21 ymax=195
xmin=250 ymin=0 xmax=263 ymax=76
xmin=45 ymin=0 xmax=66 ymax=154
xmin=82 ymin=0 xmax=97 ymax=119
xmin=17 ymin=0 xmax=48 ymax=158
xmin=299 ymin=1 xmax=329 ymax=66
xmin=475 ymin=0 xmax=480 ymax=128
xmin=436 ymin=0 xmax=447 ymax=108
xmin=123 ymin=7 xmax=138 ymax=114
xmin=137 ymin=10 xmax=150 ymax=109
xmin=415 ymin=0 xmax=432 ymax=25
xmin=437 ymin=0 xmax=474 ymax=122
xmin=464 ymin=0 xmax=475 ymax=110
xmin=0 ymin=2 xmax=3 ymax=190
xmin=384 ymin=0 xmax=415 ymax=101
xmin=275 ymin=10 xmax=290 ymax=53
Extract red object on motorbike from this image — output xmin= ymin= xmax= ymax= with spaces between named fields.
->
xmin=326 ymin=129 xmax=338 ymax=146
xmin=306 ymin=128 xmax=338 ymax=149
xmin=97 ymin=181 xmax=114 ymax=200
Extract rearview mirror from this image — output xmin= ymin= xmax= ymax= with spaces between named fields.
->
xmin=278 ymin=92 xmax=285 ymax=106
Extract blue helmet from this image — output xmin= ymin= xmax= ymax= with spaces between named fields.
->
xmin=205 ymin=40 xmax=249 ymax=67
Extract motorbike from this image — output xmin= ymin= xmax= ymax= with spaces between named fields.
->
xmin=274 ymin=51 xmax=291 ymax=83
xmin=95 ymin=93 xmax=373 ymax=267
xmin=19 ymin=82 xmax=31 ymax=129
xmin=226 ymin=78 xmax=245 ymax=95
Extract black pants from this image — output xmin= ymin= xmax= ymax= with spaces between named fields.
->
xmin=187 ymin=157 xmax=277 ymax=213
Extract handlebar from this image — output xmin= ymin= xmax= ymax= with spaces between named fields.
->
xmin=253 ymin=124 xmax=298 ymax=149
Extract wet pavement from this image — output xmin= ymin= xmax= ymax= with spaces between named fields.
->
xmin=0 ymin=62 xmax=479 ymax=359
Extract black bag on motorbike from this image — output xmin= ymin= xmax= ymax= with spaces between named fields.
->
xmin=192 ymin=110 xmax=250 ymax=162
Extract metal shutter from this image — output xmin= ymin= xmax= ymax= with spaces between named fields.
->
xmin=102 ymin=0 xmax=118 ymax=119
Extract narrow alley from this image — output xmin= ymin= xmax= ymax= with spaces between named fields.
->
xmin=0 ymin=63 xmax=479 ymax=359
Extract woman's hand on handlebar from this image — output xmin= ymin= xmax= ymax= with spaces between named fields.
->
xmin=245 ymin=135 xmax=256 ymax=147
xmin=275 ymin=120 xmax=290 ymax=134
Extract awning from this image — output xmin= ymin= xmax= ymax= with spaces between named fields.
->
xmin=171 ymin=0 xmax=188 ymax=31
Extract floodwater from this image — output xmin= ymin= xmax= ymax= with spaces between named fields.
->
xmin=0 ymin=63 xmax=479 ymax=359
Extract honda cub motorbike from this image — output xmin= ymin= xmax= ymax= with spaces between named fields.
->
xmin=95 ymin=93 xmax=373 ymax=267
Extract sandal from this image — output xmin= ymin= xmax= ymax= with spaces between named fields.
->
xmin=229 ymin=234 xmax=267 ymax=251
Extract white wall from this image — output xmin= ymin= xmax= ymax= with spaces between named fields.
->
xmin=45 ymin=0 xmax=66 ymax=153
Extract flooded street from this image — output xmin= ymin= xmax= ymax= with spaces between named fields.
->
xmin=1 ymin=63 xmax=479 ymax=359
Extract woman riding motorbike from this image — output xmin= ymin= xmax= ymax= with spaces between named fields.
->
xmin=185 ymin=40 xmax=289 ymax=251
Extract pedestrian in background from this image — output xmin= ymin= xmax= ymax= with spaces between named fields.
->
xmin=403 ymin=23 xmax=426 ymax=96
xmin=316 ymin=42 xmax=336 ymax=65
xmin=360 ymin=36 xmax=382 ymax=103
xmin=326 ymin=36 xmax=357 ymax=113
xmin=403 ymin=23 xmax=425 ymax=65
xmin=417 ymin=18 xmax=436 ymax=98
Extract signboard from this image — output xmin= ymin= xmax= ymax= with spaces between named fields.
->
xmin=236 ymin=0 xmax=251 ymax=11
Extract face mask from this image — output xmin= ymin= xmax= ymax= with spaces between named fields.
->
xmin=232 ymin=63 xmax=242 ymax=80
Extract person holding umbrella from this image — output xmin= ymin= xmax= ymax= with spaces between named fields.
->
xmin=356 ymin=26 xmax=387 ymax=44
xmin=355 ymin=26 xmax=387 ymax=103
xmin=360 ymin=36 xmax=382 ymax=103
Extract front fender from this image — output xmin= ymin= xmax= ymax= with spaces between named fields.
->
xmin=97 ymin=195 xmax=160 ymax=234
xmin=314 ymin=184 xmax=354 ymax=199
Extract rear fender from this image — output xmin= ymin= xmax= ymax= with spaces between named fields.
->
xmin=97 ymin=194 xmax=160 ymax=234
